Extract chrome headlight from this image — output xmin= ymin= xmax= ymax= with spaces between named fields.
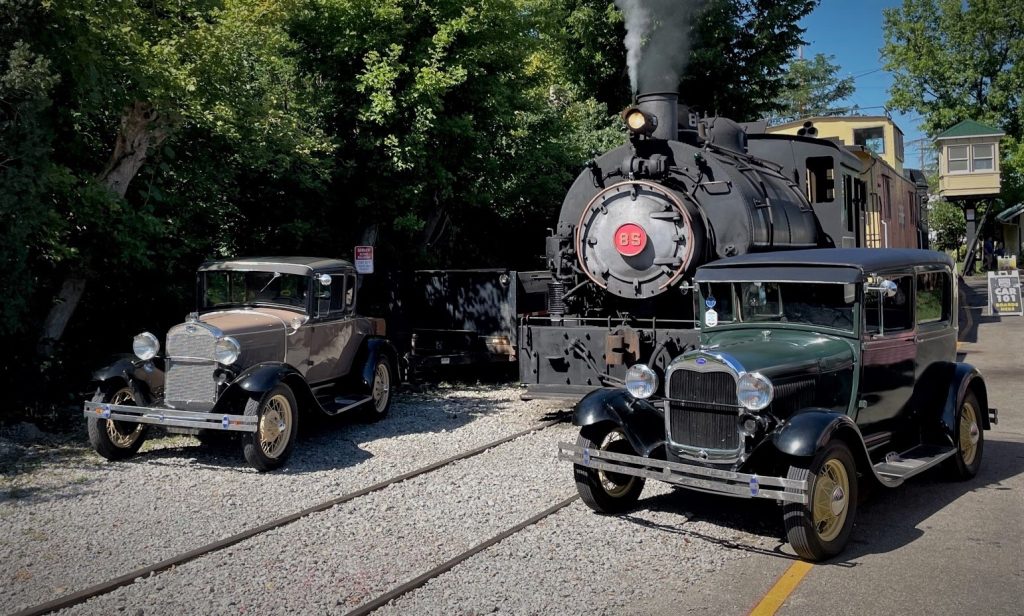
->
xmin=132 ymin=332 xmax=160 ymax=361
xmin=737 ymin=372 xmax=773 ymax=411
xmin=625 ymin=364 xmax=658 ymax=399
xmin=215 ymin=336 xmax=241 ymax=365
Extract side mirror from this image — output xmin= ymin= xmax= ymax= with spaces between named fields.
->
xmin=318 ymin=274 xmax=332 ymax=287
xmin=866 ymin=279 xmax=898 ymax=297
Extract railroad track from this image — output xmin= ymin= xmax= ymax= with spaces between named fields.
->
xmin=12 ymin=418 xmax=576 ymax=616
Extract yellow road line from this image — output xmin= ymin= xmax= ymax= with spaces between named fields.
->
xmin=748 ymin=560 xmax=814 ymax=616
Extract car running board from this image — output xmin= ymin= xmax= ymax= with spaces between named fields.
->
xmin=872 ymin=444 xmax=956 ymax=486
xmin=317 ymin=396 xmax=371 ymax=416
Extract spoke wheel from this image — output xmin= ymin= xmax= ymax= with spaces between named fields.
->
xmin=243 ymin=384 xmax=298 ymax=472
xmin=359 ymin=358 xmax=394 ymax=422
xmin=784 ymin=441 xmax=858 ymax=561
xmin=574 ymin=424 xmax=645 ymax=514
xmin=945 ymin=391 xmax=984 ymax=480
xmin=87 ymin=383 xmax=150 ymax=461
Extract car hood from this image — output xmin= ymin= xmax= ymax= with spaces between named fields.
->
xmin=696 ymin=327 xmax=855 ymax=378
xmin=197 ymin=308 xmax=298 ymax=366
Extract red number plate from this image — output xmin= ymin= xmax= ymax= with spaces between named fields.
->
xmin=613 ymin=223 xmax=647 ymax=257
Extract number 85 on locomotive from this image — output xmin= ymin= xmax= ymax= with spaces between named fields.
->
xmin=558 ymin=248 xmax=997 ymax=561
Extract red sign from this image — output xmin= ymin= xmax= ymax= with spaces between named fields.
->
xmin=614 ymin=223 xmax=647 ymax=257
xmin=354 ymin=245 xmax=374 ymax=274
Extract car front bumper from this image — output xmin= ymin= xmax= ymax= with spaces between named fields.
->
xmin=83 ymin=401 xmax=258 ymax=433
xmin=558 ymin=442 xmax=809 ymax=504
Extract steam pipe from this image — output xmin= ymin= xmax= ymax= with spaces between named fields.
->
xmin=635 ymin=92 xmax=678 ymax=141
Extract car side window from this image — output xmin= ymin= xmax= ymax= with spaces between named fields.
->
xmin=345 ymin=274 xmax=357 ymax=311
xmin=917 ymin=271 xmax=951 ymax=326
xmin=865 ymin=274 xmax=914 ymax=335
xmin=329 ymin=273 xmax=347 ymax=314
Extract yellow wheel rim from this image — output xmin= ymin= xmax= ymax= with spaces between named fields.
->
xmin=105 ymin=388 xmax=144 ymax=448
xmin=812 ymin=458 xmax=850 ymax=543
xmin=258 ymin=394 xmax=292 ymax=458
xmin=372 ymin=363 xmax=390 ymax=413
xmin=597 ymin=429 xmax=637 ymax=497
xmin=959 ymin=401 xmax=980 ymax=466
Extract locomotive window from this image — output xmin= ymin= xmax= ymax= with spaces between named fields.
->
xmin=854 ymin=126 xmax=886 ymax=155
xmin=843 ymin=175 xmax=855 ymax=232
xmin=806 ymin=157 xmax=835 ymax=203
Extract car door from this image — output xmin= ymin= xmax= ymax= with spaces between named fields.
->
xmin=857 ymin=272 xmax=917 ymax=435
xmin=306 ymin=271 xmax=366 ymax=385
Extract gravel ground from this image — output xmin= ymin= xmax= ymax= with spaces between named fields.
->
xmin=1 ymin=385 xmax=565 ymax=613
xmin=3 ymin=383 xmax=785 ymax=616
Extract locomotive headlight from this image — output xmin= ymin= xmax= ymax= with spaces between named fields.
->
xmin=625 ymin=364 xmax=659 ymax=399
xmin=623 ymin=107 xmax=657 ymax=136
xmin=737 ymin=372 xmax=774 ymax=411
xmin=132 ymin=332 xmax=160 ymax=361
xmin=215 ymin=336 xmax=241 ymax=365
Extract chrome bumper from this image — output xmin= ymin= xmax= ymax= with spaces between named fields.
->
xmin=558 ymin=442 xmax=809 ymax=504
xmin=83 ymin=401 xmax=257 ymax=433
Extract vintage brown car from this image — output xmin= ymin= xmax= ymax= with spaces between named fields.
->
xmin=559 ymin=249 xmax=997 ymax=560
xmin=83 ymin=257 xmax=399 ymax=471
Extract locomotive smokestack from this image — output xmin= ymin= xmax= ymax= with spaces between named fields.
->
xmin=636 ymin=92 xmax=678 ymax=141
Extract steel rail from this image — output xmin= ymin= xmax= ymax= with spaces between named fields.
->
xmin=343 ymin=495 xmax=580 ymax=616
xmin=12 ymin=418 xmax=562 ymax=616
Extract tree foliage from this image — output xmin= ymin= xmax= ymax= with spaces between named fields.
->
xmin=773 ymin=52 xmax=856 ymax=123
xmin=882 ymin=0 xmax=1024 ymax=205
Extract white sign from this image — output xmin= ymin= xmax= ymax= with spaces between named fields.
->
xmin=354 ymin=245 xmax=374 ymax=274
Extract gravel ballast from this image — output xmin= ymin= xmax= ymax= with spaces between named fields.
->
xmin=3 ymin=384 xmax=784 ymax=615
xmin=1 ymin=385 xmax=562 ymax=613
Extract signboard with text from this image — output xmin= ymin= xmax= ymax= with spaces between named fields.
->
xmin=354 ymin=245 xmax=374 ymax=274
xmin=987 ymin=271 xmax=1022 ymax=316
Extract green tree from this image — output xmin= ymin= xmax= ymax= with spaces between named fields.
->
xmin=774 ymin=52 xmax=855 ymax=123
xmin=0 ymin=0 xmax=330 ymax=355
xmin=882 ymin=0 xmax=1024 ymax=205
xmin=679 ymin=0 xmax=820 ymax=120
xmin=928 ymin=199 xmax=967 ymax=252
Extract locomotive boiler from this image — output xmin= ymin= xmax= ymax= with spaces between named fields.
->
xmin=519 ymin=91 xmax=850 ymax=399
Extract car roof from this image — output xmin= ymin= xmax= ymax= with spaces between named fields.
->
xmin=695 ymin=248 xmax=953 ymax=284
xmin=198 ymin=256 xmax=354 ymax=276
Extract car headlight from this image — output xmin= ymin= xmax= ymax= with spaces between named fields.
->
xmin=625 ymin=364 xmax=658 ymax=399
xmin=737 ymin=372 xmax=773 ymax=410
xmin=215 ymin=336 xmax=241 ymax=365
xmin=132 ymin=332 xmax=160 ymax=361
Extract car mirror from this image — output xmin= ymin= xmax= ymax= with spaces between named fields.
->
xmin=318 ymin=274 xmax=332 ymax=287
xmin=866 ymin=279 xmax=898 ymax=298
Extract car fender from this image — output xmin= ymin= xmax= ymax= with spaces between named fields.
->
xmin=92 ymin=354 xmax=164 ymax=401
xmin=572 ymin=388 xmax=666 ymax=458
xmin=771 ymin=409 xmax=862 ymax=457
xmin=227 ymin=362 xmax=319 ymax=413
xmin=358 ymin=338 xmax=401 ymax=390
xmin=937 ymin=362 xmax=990 ymax=440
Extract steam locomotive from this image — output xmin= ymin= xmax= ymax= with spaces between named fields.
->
xmin=519 ymin=90 xmax=922 ymax=399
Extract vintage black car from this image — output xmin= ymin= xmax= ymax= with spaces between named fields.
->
xmin=84 ymin=257 xmax=399 ymax=471
xmin=558 ymin=249 xmax=997 ymax=560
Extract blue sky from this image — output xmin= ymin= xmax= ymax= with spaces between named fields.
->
xmin=798 ymin=1 xmax=933 ymax=169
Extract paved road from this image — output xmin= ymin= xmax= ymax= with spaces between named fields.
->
xmin=644 ymin=277 xmax=1024 ymax=616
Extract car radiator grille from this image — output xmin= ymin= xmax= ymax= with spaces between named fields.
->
xmin=668 ymin=370 xmax=739 ymax=450
xmin=164 ymin=325 xmax=218 ymax=403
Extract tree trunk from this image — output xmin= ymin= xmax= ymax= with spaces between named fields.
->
xmin=37 ymin=101 xmax=168 ymax=358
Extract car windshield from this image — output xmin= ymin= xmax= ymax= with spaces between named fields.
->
xmin=201 ymin=270 xmax=308 ymax=311
xmin=700 ymin=281 xmax=856 ymax=332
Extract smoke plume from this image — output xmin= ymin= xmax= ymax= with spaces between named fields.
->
xmin=614 ymin=0 xmax=708 ymax=95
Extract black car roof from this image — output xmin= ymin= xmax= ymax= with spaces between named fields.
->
xmin=695 ymin=248 xmax=953 ymax=284
xmin=198 ymin=256 xmax=354 ymax=276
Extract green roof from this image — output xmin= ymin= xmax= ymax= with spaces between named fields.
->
xmin=934 ymin=119 xmax=1004 ymax=140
